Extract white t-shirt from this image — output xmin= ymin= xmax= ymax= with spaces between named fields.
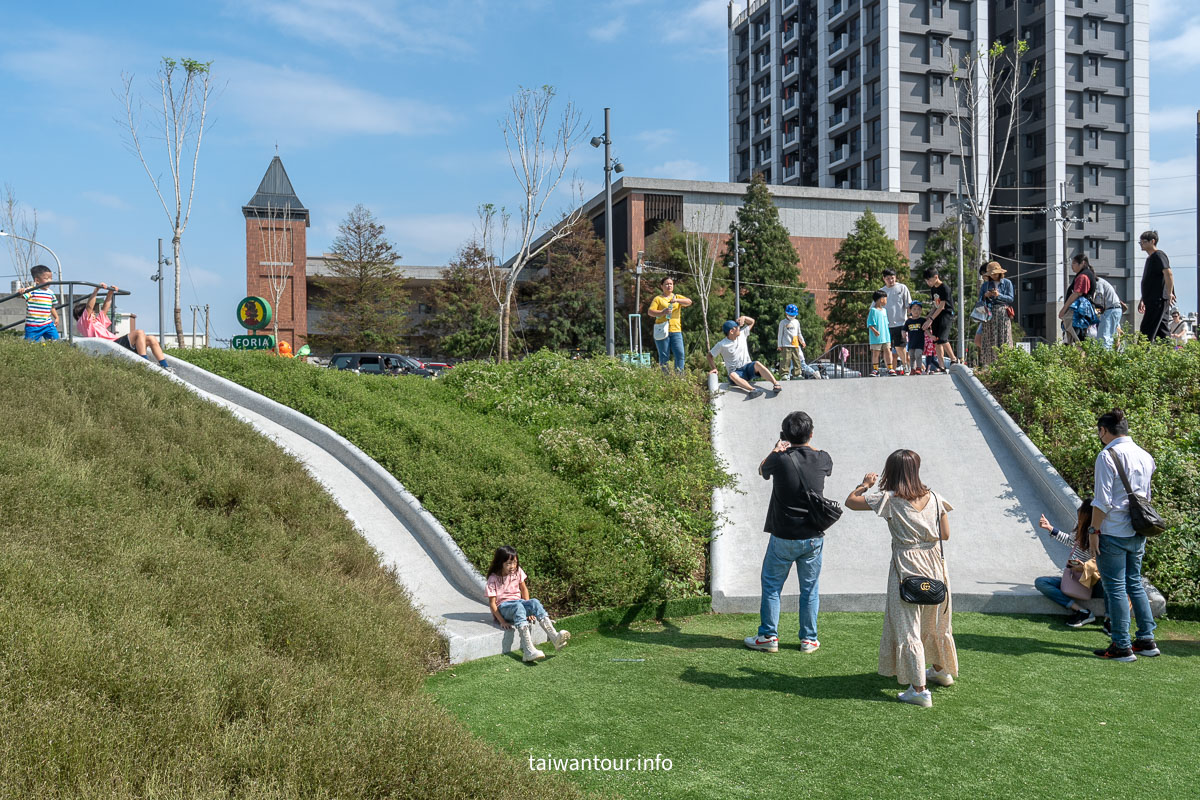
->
xmin=1094 ymin=277 xmax=1121 ymax=311
xmin=710 ymin=328 xmax=752 ymax=372
xmin=882 ymin=283 xmax=913 ymax=327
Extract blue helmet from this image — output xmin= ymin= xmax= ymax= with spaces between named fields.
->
xmin=785 ymin=304 xmax=799 ymax=316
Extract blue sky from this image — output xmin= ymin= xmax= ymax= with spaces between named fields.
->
xmin=1 ymin=0 xmax=1196 ymax=342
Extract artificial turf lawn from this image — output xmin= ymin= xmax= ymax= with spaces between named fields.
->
xmin=430 ymin=611 xmax=1200 ymax=800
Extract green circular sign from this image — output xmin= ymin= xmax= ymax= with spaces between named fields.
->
xmin=236 ymin=296 xmax=272 ymax=331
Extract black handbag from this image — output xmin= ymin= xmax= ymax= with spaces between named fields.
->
xmin=785 ymin=450 xmax=843 ymax=532
xmin=1106 ymin=451 xmax=1166 ymax=537
xmin=894 ymin=493 xmax=947 ymax=605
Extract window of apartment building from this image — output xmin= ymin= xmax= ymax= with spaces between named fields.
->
xmin=931 ymin=191 xmax=945 ymax=214
xmin=871 ymin=118 xmax=881 ymax=146
xmin=1089 ymin=165 xmax=1100 ymax=185
xmin=1089 ymin=92 xmax=1100 ymax=113
xmin=1088 ymin=56 xmax=1100 ymax=76
xmin=930 ymin=0 xmax=944 ymax=19
xmin=870 ymin=43 xmax=880 ymax=68
xmin=930 ymin=35 xmax=944 ymax=60
xmin=869 ymin=4 xmax=880 ymax=31
xmin=870 ymin=81 xmax=881 ymax=108
xmin=1087 ymin=202 xmax=1101 ymax=223
xmin=1088 ymin=128 xmax=1100 ymax=149
xmin=1088 ymin=19 xmax=1099 ymax=39
xmin=417 ymin=302 xmax=434 ymax=315
xmin=869 ymin=157 xmax=881 ymax=186
xmin=1087 ymin=238 xmax=1100 ymax=258
xmin=930 ymin=113 xmax=945 ymax=137
xmin=931 ymin=152 xmax=945 ymax=175
xmin=931 ymin=74 xmax=945 ymax=97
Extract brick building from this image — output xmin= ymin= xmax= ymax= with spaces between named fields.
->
xmin=242 ymin=156 xmax=310 ymax=350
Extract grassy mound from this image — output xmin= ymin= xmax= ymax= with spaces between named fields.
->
xmin=979 ymin=339 xmax=1200 ymax=602
xmin=172 ymin=350 xmax=728 ymax=614
xmin=0 ymin=338 xmax=577 ymax=798
xmin=432 ymin=612 xmax=1200 ymax=799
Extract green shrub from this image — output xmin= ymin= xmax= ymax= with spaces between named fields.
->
xmin=0 ymin=338 xmax=576 ymax=798
xmin=979 ymin=339 xmax=1200 ymax=602
xmin=173 ymin=350 xmax=730 ymax=613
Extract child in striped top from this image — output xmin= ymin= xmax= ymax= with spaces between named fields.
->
xmin=23 ymin=265 xmax=60 ymax=341
xmin=1034 ymin=498 xmax=1107 ymax=628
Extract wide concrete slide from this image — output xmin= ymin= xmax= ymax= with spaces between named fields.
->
xmin=711 ymin=366 xmax=1140 ymax=616
xmin=74 ymin=339 xmax=543 ymax=664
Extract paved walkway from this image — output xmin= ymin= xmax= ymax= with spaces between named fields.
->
xmin=711 ymin=370 xmax=1090 ymax=616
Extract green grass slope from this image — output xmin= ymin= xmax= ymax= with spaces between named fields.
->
xmin=0 ymin=338 xmax=578 ymax=799
xmin=173 ymin=350 xmax=728 ymax=614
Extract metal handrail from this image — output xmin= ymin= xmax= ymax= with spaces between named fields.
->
xmin=1 ymin=281 xmax=131 ymax=342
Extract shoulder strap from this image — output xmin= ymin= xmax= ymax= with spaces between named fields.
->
xmin=784 ymin=448 xmax=811 ymax=493
xmin=932 ymin=491 xmax=946 ymax=560
xmin=1105 ymin=448 xmax=1135 ymax=496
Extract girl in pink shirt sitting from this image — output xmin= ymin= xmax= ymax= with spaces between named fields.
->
xmin=73 ymin=283 xmax=170 ymax=369
xmin=486 ymin=545 xmax=570 ymax=662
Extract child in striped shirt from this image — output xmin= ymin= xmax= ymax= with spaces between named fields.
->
xmin=23 ymin=265 xmax=60 ymax=341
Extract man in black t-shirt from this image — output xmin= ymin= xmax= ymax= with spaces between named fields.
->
xmin=1138 ymin=230 xmax=1175 ymax=341
xmin=744 ymin=411 xmax=833 ymax=655
xmin=922 ymin=267 xmax=957 ymax=370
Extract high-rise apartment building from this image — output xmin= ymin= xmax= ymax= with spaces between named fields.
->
xmin=728 ymin=0 xmax=1147 ymax=339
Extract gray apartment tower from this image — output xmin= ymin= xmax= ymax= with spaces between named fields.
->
xmin=728 ymin=0 xmax=1148 ymax=339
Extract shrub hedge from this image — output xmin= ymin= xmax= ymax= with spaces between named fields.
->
xmin=172 ymin=350 xmax=729 ymax=614
xmin=979 ymin=339 xmax=1200 ymax=602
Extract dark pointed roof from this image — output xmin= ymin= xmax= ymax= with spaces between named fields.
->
xmin=243 ymin=156 xmax=310 ymax=226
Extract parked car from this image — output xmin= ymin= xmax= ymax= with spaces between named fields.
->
xmin=329 ymin=352 xmax=436 ymax=378
xmin=423 ymin=361 xmax=453 ymax=372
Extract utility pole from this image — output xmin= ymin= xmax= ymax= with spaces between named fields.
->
xmin=204 ymin=303 xmax=210 ymax=348
xmin=957 ymin=171 xmax=965 ymax=358
xmin=602 ymin=107 xmax=615 ymax=357
xmin=190 ymin=305 xmax=199 ymax=349
xmin=1051 ymin=181 xmax=1082 ymax=342
xmin=733 ymin=228 xmax=741 ymax=319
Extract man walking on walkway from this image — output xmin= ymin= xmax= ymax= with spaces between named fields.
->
xmin=744 ymin=411 xmax=833 ymax=654
xmin=1091 ymin=409 xmax=1160 ymax=661
xmin=881 ymin=269 xmax=912 ymax=373
xmin=1137 ymin=231 xmax=1174 ymax=341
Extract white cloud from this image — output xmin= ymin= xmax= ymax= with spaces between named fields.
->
xmin=231 ymin=0 xmax=472 ymax=56
xmin=589 ymin=16 xmax=627 ymax=42
xmin=633 ymin=128 xmax=677 ymax=149
xmin=221 ymin=59 xmax=456 ymax=141
xmin=1153 ymin=18 xmax=1200 ymax=67
xmin=82 ymin=191 xmax=130 ymax=211
xmin=661 ymin=0 xmax=728 ymax=48
xmin=382 ymin=212 xmax=478 ymax=264
xmin=648 ymin=159 xmax=714 ymax=180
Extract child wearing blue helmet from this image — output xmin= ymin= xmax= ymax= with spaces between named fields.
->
xmin=777 ymin=303 xmax=822 ymax=379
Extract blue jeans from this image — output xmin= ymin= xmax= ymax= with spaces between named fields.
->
xmin=497 ymin=598 xmax=547 ymax=627
xmin=1097 ymin=307 xmax=1122 ymax=349
xmin=1097 ymin=535 xmax=1156 ymax=649
xmin=758 ymin=535 xmax=824 ymax=641
xmin=1034 ymin=574 xmax=1107 ymax=613
xmin=655 ymin=331 xmax=685 ymax=372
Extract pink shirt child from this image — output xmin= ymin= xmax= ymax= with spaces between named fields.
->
xmin=77 ymin=309 xmax=120 ymax=341
xmin=486 ymin=567 xmax=527 ymax=604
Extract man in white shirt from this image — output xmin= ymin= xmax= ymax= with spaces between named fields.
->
xmin=708 ymin=316 xmax=781 ymax=396
xmin=881 ymin=269 xmax=912 ymax=373
xmin=1092 ymin=274 xmax=1125 ymax=349
xmin=1090 ymin=409 xmax=1159 ymax=661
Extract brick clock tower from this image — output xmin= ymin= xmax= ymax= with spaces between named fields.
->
xmin=242 ymin=156 xmax=310 ymax=350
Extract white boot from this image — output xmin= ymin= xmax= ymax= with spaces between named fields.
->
xmin=539 ymin=616 xmax=571 ymax=650
xmin=518 ymin=622 xmax=545 ymax=662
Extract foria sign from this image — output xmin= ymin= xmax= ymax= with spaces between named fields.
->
xmin=232 ymin=334 xmax=276 ymax=350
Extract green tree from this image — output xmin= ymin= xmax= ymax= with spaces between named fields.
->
xmin=722 ymin=173 xmax=823 ymax=358
xmin=428 ymin=241 xmax=499 ymax=360
xmin=824 ymin=209 xmax=908 ymax=343
xmin=311 ymin=204 xmax=409 ymax=353
xmin=525 ymin=219 xmax=607 ymax=353
xmin=914 ymin=216 xmax=980 ymax=318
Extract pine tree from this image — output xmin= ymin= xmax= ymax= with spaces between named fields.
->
xmin=525 ymin=219 xmax=608 ymax=353
xmin=824 ymin=209 xmax=908 ymax=343
xmin=428 ymin=241 xmax=500 ymax=360
xmin=723 ymin=173 xmax=824 ymax=359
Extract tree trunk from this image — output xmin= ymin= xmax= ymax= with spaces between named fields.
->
xmin=172 ymin=233 xmax=184 ymax=349
xmin=499 ymin=299 xmax=511 ymax=361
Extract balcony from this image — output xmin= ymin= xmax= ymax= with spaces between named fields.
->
xmin=784 ymin=162 xmax=800 ymax=181
xmin=828 ymin=71 xmax=847 ymax=93
xmin=783 ymin=93 xmax=799 ymax=112
xmin=783 ymin=126 xmax=801 ymax=148
xmin=829 ymin=33 xmax=850 ymax=56
xmin=829 ymin=0 xmax=851 ymax=24
xmin=783 ymin=0 xmax=799 ymax=13
xmin=829 ymin=143 xmax=851 ymax=166
xmin=783 ymin=24 xmax=798 ymax=46
xmin=782 ymin=58 xmax=800 ymax=80
xmin=755 ymin=51 xmax=771 ymax=74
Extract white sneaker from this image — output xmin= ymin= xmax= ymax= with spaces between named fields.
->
xmin=799 ymin=639 xmax=820 ymax=653
xmin=744 ymin=634 xmax=779 ymax=652
xmin=925 ymin=667 xmax=954 ymax=687
xmin=898 ymin=686 xmax=932 ymax=707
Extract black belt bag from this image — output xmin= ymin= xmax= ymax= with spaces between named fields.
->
xmin=893 ymin=493 xmax=947 ymax=605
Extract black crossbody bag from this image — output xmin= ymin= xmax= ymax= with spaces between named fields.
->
xmin=895 ymin=492 xmax=947 ymax=605
xmin=1106 ymin=450 xmax=1166 ymax=537
xmin=784 ymin=449 xmax=843 ymax=532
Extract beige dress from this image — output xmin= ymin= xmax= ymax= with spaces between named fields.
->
xmin=866 ymin=490 xmax=959 ymax=686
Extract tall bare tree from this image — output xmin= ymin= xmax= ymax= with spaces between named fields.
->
xmin=2 ymin=185 xmax=39 ymax=286
xmin=951 ymin=40 xmax=1036 ymax=258
xmin=256 ymin=201 xmax=293 ymax=347
xmin=683 ymin=207 xmax=723 ymax=351
xmin=488 ymin=85 xmax=585 ymax=361
xmin=120 ymin=57 xmax=214 ymax=348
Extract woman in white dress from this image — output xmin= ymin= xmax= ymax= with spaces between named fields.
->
xmin=845 ymin=449 xmax=958 ymax=707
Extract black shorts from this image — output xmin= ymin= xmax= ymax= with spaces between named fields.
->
xmin=115 ymin=334 xmax=134 ymax=352
xmin=930 ymin=314 xmax=952 ymax=344
xmin=888 ymin=326 xmax=907 ymax=347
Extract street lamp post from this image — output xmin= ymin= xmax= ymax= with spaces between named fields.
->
xmin=151 ymin=238 xmax=169 ymax=342
xmin=591 ymin=108 xmax=623 ymax=357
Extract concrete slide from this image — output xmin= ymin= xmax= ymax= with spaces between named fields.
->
xmin=74 ymin=339 xmax=545 ymax=664
xmin=711 ymin=366 xmax=1165 ymax=617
